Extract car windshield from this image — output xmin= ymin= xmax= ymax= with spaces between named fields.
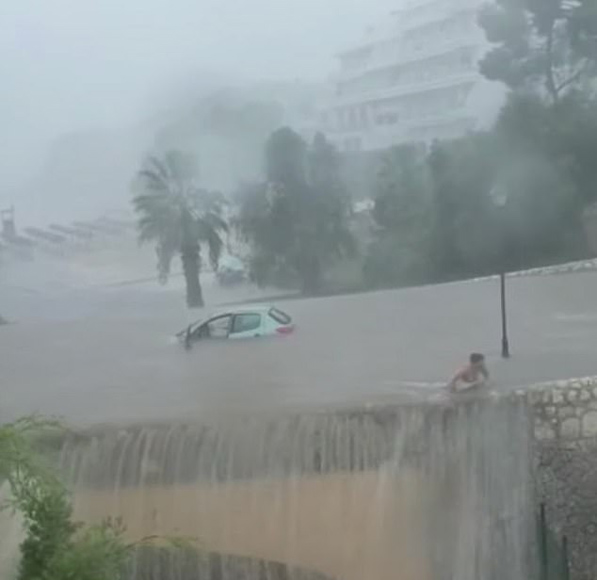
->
xmin=268 ymin=307 xmax=292 ymax=325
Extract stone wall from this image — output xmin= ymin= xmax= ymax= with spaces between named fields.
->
xmin=531 ymin=377 xmax=597 ymax=580
xmin=64 ymin=400 xmax=534 ymax=580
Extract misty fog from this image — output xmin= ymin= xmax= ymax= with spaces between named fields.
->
xmin=2 ymin=0 xmax=394 ymax=226
xmin=2 ymin=2 xmax=597 ymax=577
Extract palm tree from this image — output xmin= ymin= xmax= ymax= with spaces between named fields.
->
xmin=132 ymin=150 xmax=228 ymax=308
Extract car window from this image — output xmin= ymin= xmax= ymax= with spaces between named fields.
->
xmin=207 ymin=315 xmax=232 ymax=338
xmin=231 ymin=313 xmax=261 ymax=334
xmin=268 ymin=308 xmax=291 ymax=325
xmin=187 ymin=319 xmax=205 ymax=336
xmin=189 ymin=323 xmax=207 ymax=340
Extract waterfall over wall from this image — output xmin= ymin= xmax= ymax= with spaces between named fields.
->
xmin=56 ymin=397 xmax=534 ymax=580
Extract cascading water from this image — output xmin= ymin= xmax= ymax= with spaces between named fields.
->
xmin=0 ymin=483 xmax=23 ymax=580
xmin=55 ymin=395 xmax=535 ymax=580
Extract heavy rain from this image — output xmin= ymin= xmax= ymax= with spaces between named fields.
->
xmin=2 ymin=0 xmax=597 ymax=579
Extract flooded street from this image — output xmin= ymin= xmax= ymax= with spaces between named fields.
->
xmin=1 ymin=257 xmax=541 ymax=580
xmin=3 ymin=255 xmax=597 ymax=425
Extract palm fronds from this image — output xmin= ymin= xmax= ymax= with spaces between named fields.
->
xmin=131 ymin=150 xmax=229 ymax=306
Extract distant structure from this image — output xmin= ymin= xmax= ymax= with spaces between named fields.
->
xmin=1 ymin=206 xmax=16 ymax=239
xmin=0 ymin=206 xmax=135 ymax=262
xmin=0 ymin=207 xmax=35 ymax=260
xmin=583 ymin=203 xmax=597 ymax=256
xmin=320 ymin=0 xmax=505 ymax=152
xmin=256 ymin=81 xmax=326 ymax=143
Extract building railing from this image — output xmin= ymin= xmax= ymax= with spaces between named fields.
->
xmin=332 ymin=71 xmax=478 ymax=107
xmin=336 ymin=36 xmax=482 ymax=84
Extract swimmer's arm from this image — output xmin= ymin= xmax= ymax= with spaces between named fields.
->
xmin=447 ymin=370 xmax=464 ymax=392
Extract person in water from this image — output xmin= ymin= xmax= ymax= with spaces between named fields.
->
xmin=448 ymin=353 xmax=489 ymax=393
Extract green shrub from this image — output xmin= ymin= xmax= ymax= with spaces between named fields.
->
xmin=0 ymin=418 xmax=132 ymax=580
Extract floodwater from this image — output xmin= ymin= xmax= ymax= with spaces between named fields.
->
xmin=2 ymin=253 xmax=597 ymax=424
xmin=1 ymin=251 xmax=542 ymax=580
xmin=60 ymin=398 xmax=534 ymax=580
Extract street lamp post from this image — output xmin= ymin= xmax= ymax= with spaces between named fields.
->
xmin=500 ymin=270 xmax=510 ymax=358
xmin=491 ymin=185 xmax=511 ymax=359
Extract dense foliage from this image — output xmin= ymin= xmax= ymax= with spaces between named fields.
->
xmin=362 ymin=0 xmax=597 ymax=289
xmin=236 ymin=130 xmax=355 ymax=294
xmin=0 ymin=419 xmax=132 ymax=580
xmin=479 ymin=0 xmax=597 ymax=104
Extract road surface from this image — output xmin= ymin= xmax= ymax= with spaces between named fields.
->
xmin=2 ymin=257 xmax=597 ymax=425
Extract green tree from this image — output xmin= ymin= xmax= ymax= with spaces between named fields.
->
xmin=428 ymin=100 xmax=590 ymax=277
xmin=361 ymin=0 xmax=597 ymax=289
xmin=1 ymin=419 xmax=197 ymax=580
xmin=496 ymin=91 xmax=597 ymax=206
xmin=491 ymin=94 xmax=589 ymax=264
xmin=364 ymin=145 xmax=435 ymax=287
xmin=427 ymin=133 xmax=503 ymax=278
xmin=479 ymin=0 xmax=597 ymax=104
xmin=132 ymin=150 xmax=228 ymax=308
xmin=237 ymin=129 xmax=354 ymax=294
xmin=0 ymin=419 xmax=133 ymax=580
xmin=303 ymin=133 xmax=356 ymax=293
xmin=372 ymin=145 xmax=430 ymax=231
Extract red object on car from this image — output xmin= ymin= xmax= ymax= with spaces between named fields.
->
xmin=276 ymin=325 xmax=295 ymax=335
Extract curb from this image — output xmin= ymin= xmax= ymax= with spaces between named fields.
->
xmin=470 ymin=258 xmax=597 ymax=283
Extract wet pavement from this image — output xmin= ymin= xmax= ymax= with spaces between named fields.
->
xmin=2 ymin=256 xmax=597 ymax=425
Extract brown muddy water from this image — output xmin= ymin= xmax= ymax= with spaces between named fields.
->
xmin=45 ymin=398 xmax=535 ymax=580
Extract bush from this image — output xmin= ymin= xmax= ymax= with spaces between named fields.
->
xmin=0 ymin=418 xmax=133 ymax=580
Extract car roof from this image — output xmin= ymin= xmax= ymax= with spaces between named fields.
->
xmin=209 ymin=305 xmax=275 ymax=318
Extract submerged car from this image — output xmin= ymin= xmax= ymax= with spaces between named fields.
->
xmin=177 ymin=305 xmax=294 ymax=346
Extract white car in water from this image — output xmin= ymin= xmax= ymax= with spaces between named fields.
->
xmin=177 ymin=305 xmax=295 ymax=346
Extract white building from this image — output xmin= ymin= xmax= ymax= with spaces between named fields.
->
xmin=320 ymin=0 xmax=505 ymax=152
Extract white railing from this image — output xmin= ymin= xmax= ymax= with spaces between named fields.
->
xmin=336 ymin=35 xmax=482 ymax=85
xmin=333 ymin=71 xmax=478 ymax=107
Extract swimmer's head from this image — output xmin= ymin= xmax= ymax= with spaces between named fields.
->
xmin=470 ymin=353 xmax=485 ymax=368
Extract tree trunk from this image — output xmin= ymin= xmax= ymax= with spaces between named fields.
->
xmin=180 ymin=207 xmax=204 ymax=308
xmin=181 ymin=243 xmax=204 ymax=308
xmin=301 ymin=254 xmax=323 ymax=296
xmin=545 ymin=21 xmax=560 ymax=104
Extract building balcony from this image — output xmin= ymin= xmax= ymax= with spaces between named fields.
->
xmin=404 ymin=110 xmax=474 ymax=129
xmin=328 ymin=111 xmax=478 ymax=151
xmin=335 ymin=35 xmax=484 ymax=84
xmin=325 ymin=106 xmax=473 ymax=137
xmin=332 ymin=71 xmax=478 ymax=107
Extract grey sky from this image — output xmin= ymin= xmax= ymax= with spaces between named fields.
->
xmin=1 ymin=0 xmax=392 ymax=193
